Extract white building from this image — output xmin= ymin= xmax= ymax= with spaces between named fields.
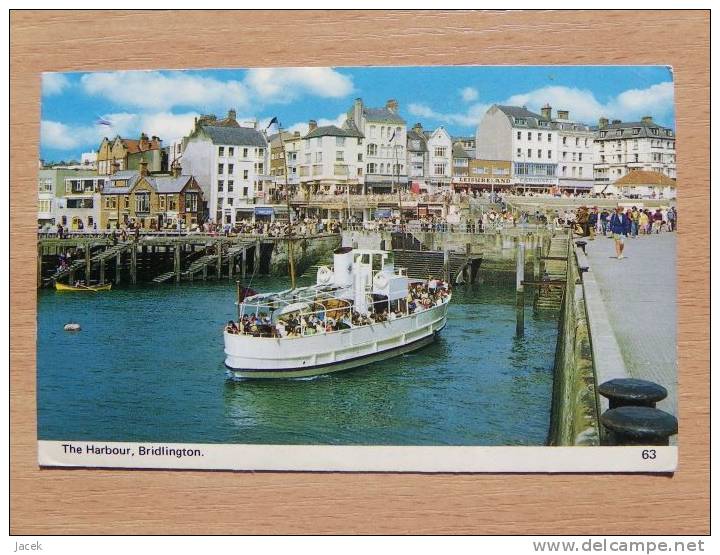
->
xmin=426 ymin=126 xmax=453 ymax=186
xmin=181 ymin=111 xmax=270 ymax=225
xmin=551 ymin=107 xmax=595 ymax=192
xmin=592 ymin=115 xmax=676 ymax=193
xmin=406 ymin=123 xmax=429 ymax=182
xmin=298 ymin=120 xmax=365 ymax=195
xmin=80 ymin=151 xmax=97 ymax=170
xmin=347 ymin=98 xmax=407 ymax=192
xmin=476 ymin=104 xmax=559 ymax=191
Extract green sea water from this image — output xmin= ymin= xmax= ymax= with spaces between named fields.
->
xmin=37 ymin=277 xmax=558 ymax=445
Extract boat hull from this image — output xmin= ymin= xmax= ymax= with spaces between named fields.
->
xmin=224 ymin=299 xmax=449 ymax=379
xmin=55 ymin=283 xmax=112 ymax=292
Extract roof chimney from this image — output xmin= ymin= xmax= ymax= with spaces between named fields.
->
xmin=413 ymin=122 xmax=423 ymax=133
xmin=557 ymin=110 xmax=569 ymax=120
xmin=171 ymin=160 xmax=181 ymax=178
xmin=139 ymin=132 xmax=149 ymax=151
xmin=308 ymin=120 xmax=318 ymax=132
xmin=540 ymin=104 xmax=552 ymax=120
xmin=598 ymin=117 xmax=609 ymax=129
xmin=139 ymin=157 xmax=148 ymax=177
xmin=641 ymin=115 xmax=653 ymax=125
xmin=353 ymin=98 xmax=363 ymax=125
xmin=386 ymin=99 xmax=399 ymax=113
xmin=228 ymin=109 xmax=237 ymax=122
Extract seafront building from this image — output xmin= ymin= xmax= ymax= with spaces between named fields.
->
xmin=426 ymin=126 xmax=454 ymax=188
xmin=98 ymin=160 xmax=204 ymax=229
xmin=97 ymin=133 xmax=164 ymax=176
xmin=180 ymin=110 xmax=272 ymax=225
xmin=592 ymin=116 xmax=676 ymax=194
xmin=346 ymin=98 xmax=408 ymax=193
xmin=37 ymin=167 xmax=102 ymax=230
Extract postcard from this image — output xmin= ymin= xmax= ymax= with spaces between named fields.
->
xmin=36 ymin=65 xmax=677 ymax=472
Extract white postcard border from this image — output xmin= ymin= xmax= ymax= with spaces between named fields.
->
xmin=38 ymin=441 xmax=677 ymax=473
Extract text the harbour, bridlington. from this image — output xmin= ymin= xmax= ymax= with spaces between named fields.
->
xmin=61 ymin=443 xmax=203 ymax=458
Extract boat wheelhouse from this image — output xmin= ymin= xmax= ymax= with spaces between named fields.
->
xmin=223 ymin=247 xmax=451 ymax=379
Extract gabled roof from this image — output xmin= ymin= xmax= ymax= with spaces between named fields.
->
xmin=363 ymin=107 xmax=406 ymax=124
xmin=452 ymin=142 xmax=470 ymax=159
xmin=406 ymin=129 xmax=427 ymax=152
xmin=614 ymin=170 xmax=676 ymax=187
xmin=593 ymin=121 xmax=675 ymax=140
xmin=153 ymin=175 xmax=197 ymax=193
xmin=341 ymin=119 xmax=365 ymax=138
xmin=304 ymin=124 xmax=363 ymax=139
xmin=199 ymin=125 xmax=267 ymax=147
xmin=102 ymin=172 xmax=198 ymax=194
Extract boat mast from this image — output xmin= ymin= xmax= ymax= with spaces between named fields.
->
xmin=278 ymin=129 xmax=296 ymax=289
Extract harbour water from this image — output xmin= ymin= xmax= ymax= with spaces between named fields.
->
xmin=37 ymin=278 xmax=558 ymax=446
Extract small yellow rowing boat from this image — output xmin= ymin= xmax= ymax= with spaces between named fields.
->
xmin=55 ymin=282 xmax=112 ymax=292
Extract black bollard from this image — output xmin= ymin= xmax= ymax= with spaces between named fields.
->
xmin=600 ymin=406 xmax=677 ymax=446
xmin=575 ymin=240 xmax=587 ymax=255
xmin=598 ymin=378 xmax=668 ymax=409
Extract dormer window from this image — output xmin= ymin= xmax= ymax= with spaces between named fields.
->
xmin=632 ymin=128 xmax=641 ymax=135
xmin=651 ymin=128 xmax=659 ymax=135
xmin=515 ymin=118 xmax=526 ymax=125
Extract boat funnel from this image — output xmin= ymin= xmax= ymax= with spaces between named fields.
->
xmin=333 ymin=247 xmax=354 ymax=287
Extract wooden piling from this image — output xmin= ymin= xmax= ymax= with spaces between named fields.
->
xmin=254 ymin=241 xmax=261 ymax=274
xmin=241 ymin=248 xmax=246 ymax=278
xmin=217 ymin=241 xmax=222 ymax=279
xmin=130 ymin=244 xmax=137 ymax=285
xmin=99 ymin=259 xmax=106 ymax=285
xmin=115 ymin=251 xmax=121 ymax=284
xmin=85 ymin=242 xmax=91 ymax=281
xmin=174 ymin=245 xmax=181 ymax=283
xmin=516 ymin=239 xmax=525 ymax=337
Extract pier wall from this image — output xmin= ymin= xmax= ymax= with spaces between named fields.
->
xmin=549 ymin=248 xmax=600 ymax=446
xmin=342 ymin=229 xmax=552 ymax=284
xmin=268 ymin=234 xmax=341 ymax=277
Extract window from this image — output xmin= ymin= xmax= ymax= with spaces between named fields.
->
xmin=336 ymin=136 xmax=345 ymax=147
xmin=228 ymin=147 xmax=234 ymax=156
xmin=562 ymin=137 xmax=567 ymax=145
xmin=548 ymin=134 xmax=552 ymax=142
xmin=548 ymin=150 xmax=552 ymax=159
xmin=538 ymin=133 xmax=542 ymax=141
xmin=258 ymin=148 xmax=265 ymax=156
xmin=537 ymin=149 xmax=542 ymax=158
xmin=434 ymin=163 xmax=446 ymax=176
xmin=228 ymin=180 xmax=234 ymax=192
xmin=527 ymin=132 xmax=532 ymax=140
xmin=218 ymin=180 xmax=224 ymax=191
xmin=367 ymin=143 xmax=377 ymax=156
xmin=517 ymin=148 xmax=521 ymax=157
xmin=243 ymin=170 xmax=249 ymax=179
xmin=336 ymin=151 xmax=344 ymax=161
xmin=370 ymin=126 xmax=377 ymax=139
xmin=217 ymin=197 xmax=223 ymax=209
xmin=257 ymin=163 xmax=264 ymax=174
xmin=315 ymin=152 xmax=323 ymax=163
xmin=38 ymin=178 xmax=53 ymax=192
xmin=227 ymin=163 xmax=234 ymax=174
xmin=651 ymin=128 xmax=659 ymax=135
xmin=575 ymin=138 xmax=579 ymax=146
xmin=218 ymin=163 xmax=224 ymax=174
xmin=159 ymin=195 xmax=166 ymax=210
xmin=357 ymin=153 xmax=363 ymax=162
xmin=578 ymin=153 xmax=583 ymax=161
xmin=517 ymin=131 xmax=521 ymax=140
xmin=367 ymin=163 xmax=376 ymax=174
xmin=243 ymin=148 xmax=248 ymax=158
xmin=243 ymin=187 xmax=248 ymax=197
xmin=135 ymin=192 xmax=150 ymax=213
xmin=434 ymin=147 xmax=447 ymax=157
xmin=218 ymin=146 xmax=225 ymax=156
xmin=527 ymin=149 xmax=532 ymax=158
xmin=578 ymin=167 xmax=583 ymax=176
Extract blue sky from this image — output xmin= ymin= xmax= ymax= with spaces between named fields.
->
xmin=40 ymin=65 xmax=675 ymax=162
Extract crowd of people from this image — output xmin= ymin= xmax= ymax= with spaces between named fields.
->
xmin=572 ymin=205 xmax=677 ymax=238
xmin=225 ymin=279 xmax=450 ymax=339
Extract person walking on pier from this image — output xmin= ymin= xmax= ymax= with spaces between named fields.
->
xmin=609 ymin=206 xmax=630 ymax=260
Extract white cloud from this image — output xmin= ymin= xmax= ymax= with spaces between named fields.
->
xmin=460 ymin=87 xmax=478 ymax=102
xmin=505 ymin=82 xmax=675 ymax=124
xmin=285 ymin=113 xmax=348 ymax=136
xmin=408 ymin=102 xmax=490 ymax=127
xmin=81 ymin=71 xmax=249 ymax=111
xmin=80 ymin=68 xmax=354 ymax=112
xmin=245 ymin=68 xmax=354 ymax=103
xmin=42 ymin=73 xmax=70 ymax=96
xmin=41 ymin=111 xmax=200 ymax=153
xmin=409 ymin=81 xmax=675 ymax=129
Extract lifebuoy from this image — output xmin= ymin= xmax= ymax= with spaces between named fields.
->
xmin=316 ymin=266 xmax=333 ymax=285
xmin=373 ymin=272 xmax=389 ymax=289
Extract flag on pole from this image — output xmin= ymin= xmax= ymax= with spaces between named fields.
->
xmin=388 ymin=129 xmax=396 ymax=143
xmin=265 ymin=116 xmax=280 ymax=134
xmin=95 ymin=116 xmax=112 ymax=127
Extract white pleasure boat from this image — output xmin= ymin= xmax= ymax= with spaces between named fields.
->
xmin=224 ymin=247 xmax=451 ymax=379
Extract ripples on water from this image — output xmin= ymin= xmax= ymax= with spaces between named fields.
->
xmin=37 ymin=277 xmax=558 ymax=446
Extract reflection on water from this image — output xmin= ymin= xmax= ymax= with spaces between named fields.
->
xmin=38 ymin=277 xmax=558 ymax=446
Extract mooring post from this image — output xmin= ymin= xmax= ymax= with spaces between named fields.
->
xmin=130 ymin=244 xmax=137 ymax=285
xmin=516 ymin=239 xmax=525 ymax=337
xmin=115 ymin=251 xmax=122 ymax=284
xmin=228 ymin=253 xmax=234 ymax=281
xmin=85 ymin=242 xmax=91 ymax=282
xmin=254 ymin=240 xmax=261 ymax=274
xmin=99 ymin=259 xmax=105 ymax=285
xmin=217 ymin=241 xmax=223 ymax=279
xmin=174 ymin=244 xmax=181 ymax=283
xmin=241 ymin=248 xmax=246 ymax=278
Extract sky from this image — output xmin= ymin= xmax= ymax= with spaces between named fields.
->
xmin=40 ymin=65 xmax=675 ymax=162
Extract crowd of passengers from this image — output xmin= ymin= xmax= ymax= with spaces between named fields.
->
xmin=225 ymin=279 xmax=450 ymax=338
